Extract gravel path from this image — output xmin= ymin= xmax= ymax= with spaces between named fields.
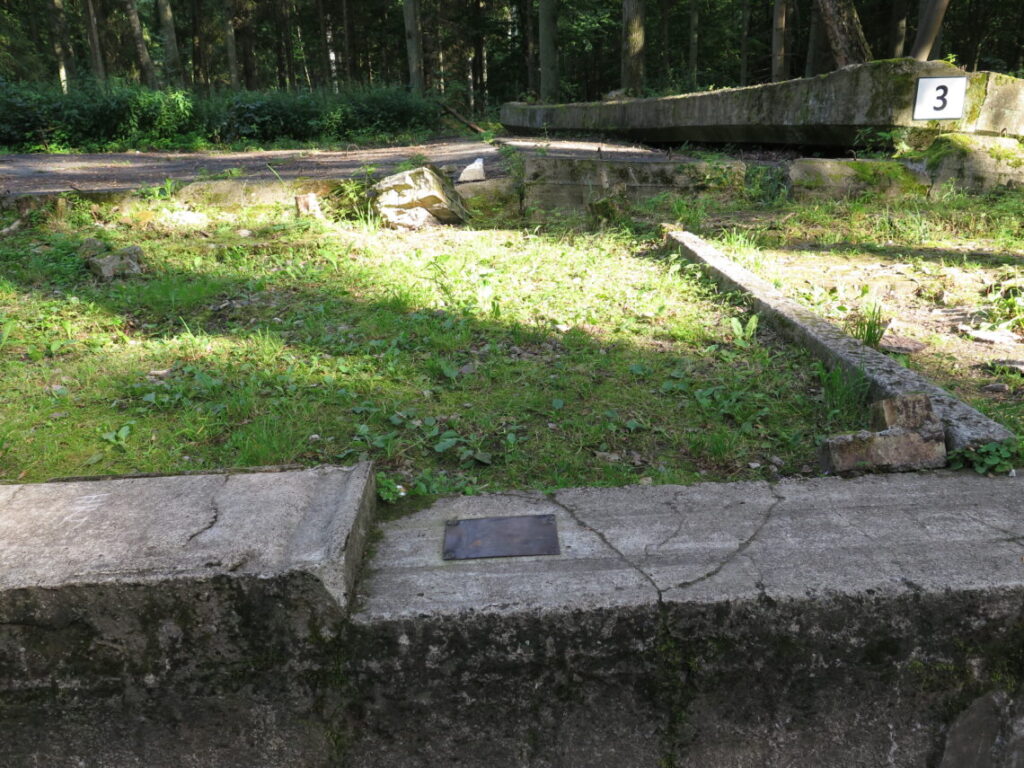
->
xmin=0 ymin=137 xmax=668 ymax=198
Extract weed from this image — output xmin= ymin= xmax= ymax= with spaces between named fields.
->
xmin=949 ymin=440 xmax=1022 ymax=475
xmin=728 ymin=314 xmax=759 ymax=347
xmin=845 ymin=303 xmax=889 ymax=348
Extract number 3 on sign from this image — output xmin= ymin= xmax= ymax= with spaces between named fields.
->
xmin=913 ymin=77 xmax=967 ymax=120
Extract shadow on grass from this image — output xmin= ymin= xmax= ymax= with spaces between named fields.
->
xmin=0 ymin=225 xmax=840 ymax=493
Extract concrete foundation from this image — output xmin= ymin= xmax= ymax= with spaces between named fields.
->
xmin=501 ymin=59 xmax=1024 ymax=147
xmin=3 ymin=466 xmax=1024 ymax=765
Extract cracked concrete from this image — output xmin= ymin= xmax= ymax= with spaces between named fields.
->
xmin=357 ymin=471 xmax=1024 ymax=620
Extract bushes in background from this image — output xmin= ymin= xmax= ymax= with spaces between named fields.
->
xmin=0 ymin=80 xmax=441 ymax=151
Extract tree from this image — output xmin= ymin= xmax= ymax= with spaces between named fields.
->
xmin=910 ymin=0 xmax=951 ymax=61
xmin=539 ymin=0 xmax=557 ymax=101
xmin=82 ymin=0 xmax=106 ymax=80
xmin=621 ymin=0 xmax=644 ymax=94
xmin=124 ymin=0 xmax=158 ymax=87
xmin=771 ymin=0 xmax=787 ymax=81
xmin=687 ymin=0 xmax=698 ymax=88
xmin=813 ymin=0 xmax=871 ymax=68
xmin=47 ymin=0 xmax=71 ymax=93
xmin=403 ymin=0 xmax=425 ymax=95
xmin=224 ymin=0 xmax=239 ymax=89
xmin=889 ymin=0 xmax=910 ymax=57
xmin=157 ymin=0 xmax=185 ymax=86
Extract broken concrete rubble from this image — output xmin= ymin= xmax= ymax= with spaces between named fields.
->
xmin=371 ymin=166 xmax=469 ymax=230
xmin=78 ymin=238 xmax=145 ymax=280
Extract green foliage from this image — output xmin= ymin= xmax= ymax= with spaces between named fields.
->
xmin=844 ymin=303 xmax=889 ymax=348
xmin=949 ymin=440 xmax=1022 ymax=475
xmin=814 ymin=361 xmax=869 ymax=430
xmin=0 ymin=81 xmax=441 ymax=151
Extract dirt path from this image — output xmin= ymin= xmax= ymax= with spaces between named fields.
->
xmin=0 ymin=137 xmax=667 ymax=198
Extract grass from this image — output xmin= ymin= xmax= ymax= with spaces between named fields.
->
xmin=0 ymin=192 xmax=856 ymax=499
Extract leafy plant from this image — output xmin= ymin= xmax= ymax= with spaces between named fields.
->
xmin=949 ymin=440 xmax=1021 ymax=475
xmin=814 ymin=361 xmax=869 ymax=429
xmin=845 ymin=303 xmax=889 ymax=348
xmin=728 ymin=314 xmax=759 ymax=347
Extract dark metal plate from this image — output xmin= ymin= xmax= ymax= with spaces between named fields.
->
xmin=442 ymin=514 xmax=560 ymax=560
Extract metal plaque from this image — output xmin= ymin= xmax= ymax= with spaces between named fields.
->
xmin=442 ymin=514 xmax=560 ymax=560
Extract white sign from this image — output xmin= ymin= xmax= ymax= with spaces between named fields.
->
xmin=913 ymin=77 xmax=967 ymax=121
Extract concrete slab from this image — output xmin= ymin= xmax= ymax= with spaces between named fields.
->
xmin=0 ymin=464 xmax=374 ymax=767
xmin=668 ymin=230 xmax=1015 ymax=451
xmin=501 ymin=60 xmax=1024 ymax=147
xmin=345 ymin=472 xmax=1024 ymax=767
xmin=357 ymin=472 xmax=1023 ymax=619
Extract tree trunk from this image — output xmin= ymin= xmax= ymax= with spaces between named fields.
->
xmin=739 ymin=0 xmax=750 ymax=85
xmin=48 ymin=0 xmax=71 ymax=93
xmin=688 ymin=0 xmax=698 ymax=88
xmin=124 ymin=0 xmax=158 ymax=87
xmin=341 ymin=0 xmax=353 ymax=82
xmin=471 ymin=0 xmax=485 ymax=106
xmin=284 ymin=0 xmax=297 ymax=89
xmin=83 ymin=0 xmax=106 ymax=80
xmin=539 ymin=0 xmax=557 ymax=102
xmin=316 ymin=0 xmax=338 ymax=91
xmin=910 ymin=0 xmax=951 ymax=61
xmin=524 ymin=0 xmax=538 ymax=96
xmin=888 ymin=0 xmax=909 ymax=57
xmin=621 ymin=0 xmax=644 ymax=94
xmin=403 ymin=0 xmax=425 ymax=95
xmin=192 ymin=0 xmax=206 ymax=89
xmin=805 ymin=3 xmax=832 ymax=76
xmin=225 ymin=0 xmax=240 ymax=89
xmin=157 ymin=0 xmax=184 ymax=86
xmin=771 ymin=0 xmax=787 ymax=81
xmin=813 ymin=0 xmax=871 ymax=68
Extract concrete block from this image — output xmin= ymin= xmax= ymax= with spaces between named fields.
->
xmin=789 ymin=158 xmax=929 ymax=200
xmin=820 ymin=425 xmax=947 ymax=473
xmin=0 ymin=464 xmax=374 ymax=700
xmin=870 ymin=393 xmax=939 ymax=431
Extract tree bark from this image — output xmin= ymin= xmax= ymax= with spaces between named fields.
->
xmin=48 ymin=0 xmax=71 ymax=93
xmin=621 ymin=0 xmax=644 ymax=94
xmin=403 ymin=0 xmax=425 ymax=95
xmin=813 ymin=0 xmax=871 ymax=68
xmin=909 ymin=0 xmax=950 ymax=61
xmin=888 ymin=0 xmax=909 ymax=57
xmin=341 ymin=0 xmax=353 ymax=82
xmin=316 ymin=0 xmax=338 ymax=91
xmin=471 ymin=0 xmax=485 ymax=106
xmin=771 ymin=0 xmax=787 ymax=81
xmin=224 ymin=0 xmax=239 ymax=89
xmin=539 ymin=0 xmax=558 ymax=102
xmin=739 ymin=0 xmax=750 ymax=85
xmin=124 ymin=0 xmax=158 ymax=87
xmin=157 ymin=0 xmax=185 ymax=86
xmin=524 ymin=0 xmax=538 ymax=96
xmin=804 ymin=3 xmax=832 ymax=76
xmin=687 ymin=0 xmax=698 ymax=88
xmin=83 ymin=0 xmax=106 ymax=80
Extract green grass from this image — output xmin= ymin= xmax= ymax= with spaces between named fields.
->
xmin=0 ymin=194 xmax=853 ymax=497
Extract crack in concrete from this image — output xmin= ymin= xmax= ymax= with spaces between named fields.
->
xmin=2 ymin=485 xmax=26 ymax=505
xmin=962 ymin=510 xmax=1024 ymax=550
xmin=547 ymin=493 xmax=663 ymax=599
xmin=186 ymin=476 xmax=229 ymax=543
xmin=643 ymin=491 xmax=691 ymax=560
xmin=671 ymin=483 xmax=786 ymax=592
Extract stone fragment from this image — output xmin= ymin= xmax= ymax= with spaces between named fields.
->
xmin=982 ymin=382 xmax=1011 ymax=393
xmin=77 ymin=237 xmax=109 ymax=260
xmin=869 ymin=393 xmax=939 ymax=431
xmin=878 ymin=335 xmax=928 ymax=355
xmin=371 ymin=166 xmax=469 ymax=230
xmin=959 ymin=325 xmax=1019 ymax=345
xmin=295 ymin=192 xmax=325 ymax=219
xmin=819 ymin=425 xmax=946 ymax=474
xmin=938 ymin=691 xmax=1007 ymax=768
xmin=86 ymin=244 xmax=144 ymax=281
xmin=458 ymin=158 xmax=486 ymax=183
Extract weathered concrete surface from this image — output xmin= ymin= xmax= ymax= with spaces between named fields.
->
xmin=501 ymin=59 xmax=1024 ymax=146
xmin=0 ymin=464 xmax=374 ymax=767
xmin=668 ymin=230 xmax=1015 ymax=451
xmin=346 ymin=473 xmax=1024 ymax=766
xmin=524 ymin=155 xmax=746 ymax=217
xmin=921 ymin=134 xmax=1024 ymax=193
xmin=789 ymin=157 xmax=930 ymax=200
xmin=174 ymin=177 xmax=335 ymax=207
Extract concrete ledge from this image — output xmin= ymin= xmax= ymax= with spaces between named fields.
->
xmin=345 ymin=473 xmax=1024 ymax=766
xmin=0 ymin=463 xmax=374 ymax=766
xmin=501 ymin=60 xmax=1024 ymax=147
xmin=667 ymin=230 xmax=1014 ymax=451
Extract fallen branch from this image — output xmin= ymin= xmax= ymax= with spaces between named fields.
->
xmin=439 ymin=103 xmax=485 ymax=134
xmin=0 ymin=218 xmax=23 ymax=236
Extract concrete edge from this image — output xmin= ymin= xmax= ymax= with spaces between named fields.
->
xmin=667 ymin=230 xmax=1015 ymax=452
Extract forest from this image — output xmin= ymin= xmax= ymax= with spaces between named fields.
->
xmin=0 ymin=0 xmax=1021 ymax=149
